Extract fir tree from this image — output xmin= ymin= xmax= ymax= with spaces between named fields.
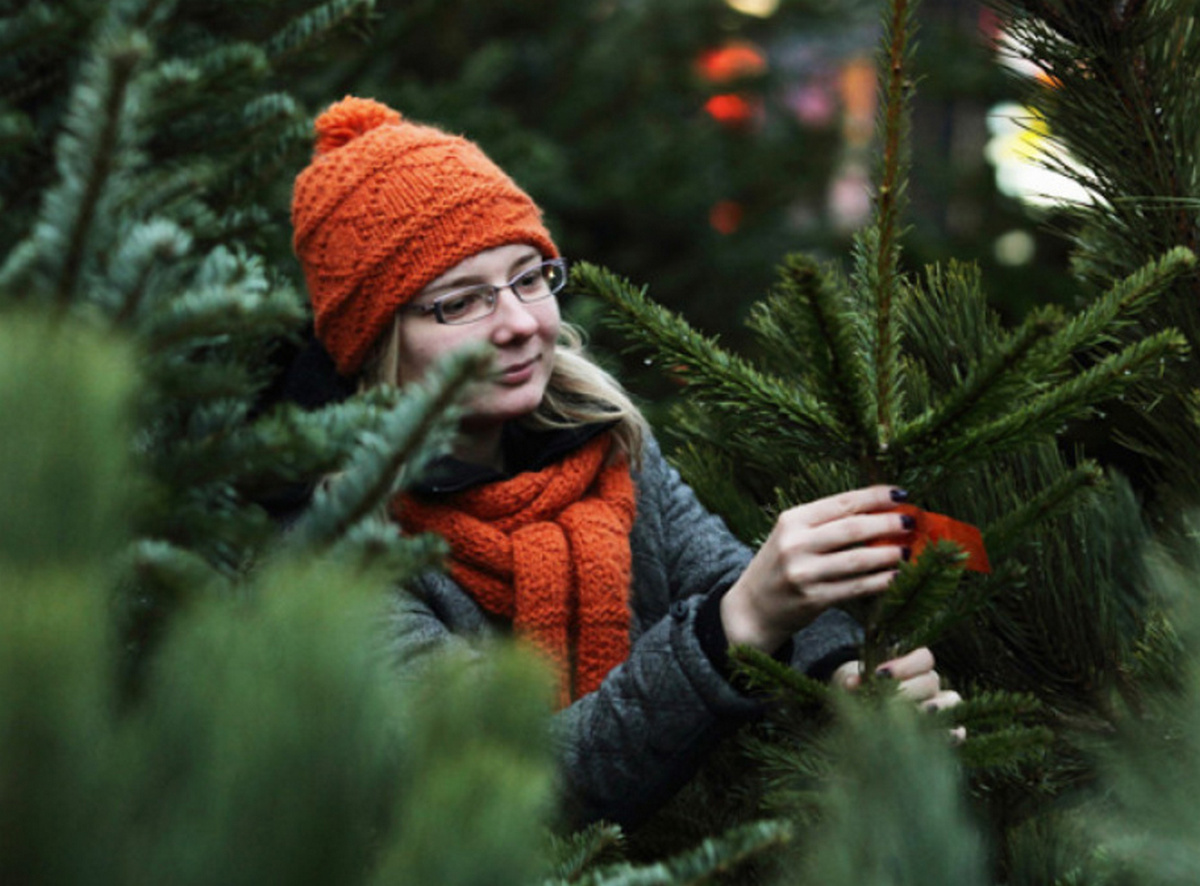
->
xmin=0 ymin=3 xmax=561 ymax=884
xmin=0 ymin=319 xmax=557 ymax=885
xmin=0 ymin=0 xmax=482 ymax=673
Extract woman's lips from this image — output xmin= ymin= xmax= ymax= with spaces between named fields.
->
xmin=495 ymin=356 xmax=538 ymax=384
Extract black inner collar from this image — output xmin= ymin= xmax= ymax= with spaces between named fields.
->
xmin=412 ymin=420 xmax=616 ymax=495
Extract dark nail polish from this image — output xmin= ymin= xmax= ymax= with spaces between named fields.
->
xmin=901 ymin=514 xmax=917 ymax=531
xmin=890 ymin=488 xmax=909 ymax=502
xmin=877 ymin=667 xmax=894 ymax=679
xmin=901 ymin=546 xmax=912 ymax=562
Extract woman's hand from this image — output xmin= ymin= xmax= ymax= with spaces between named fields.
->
xmin=832 ymin=648 xmax=965 ymax=740
xmin=831 ymin=647 xmax=962 ymax=710
xmin=720 ymin=485 xmax=911 ymax=653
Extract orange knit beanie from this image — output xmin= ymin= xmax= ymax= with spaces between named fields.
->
xmin=291 ymin=96 xmax=560 ymax=376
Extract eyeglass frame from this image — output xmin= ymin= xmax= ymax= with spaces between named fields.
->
xmin=399 ymin=257 xmax=569 ymax=325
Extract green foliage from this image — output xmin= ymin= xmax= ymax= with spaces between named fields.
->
xmin=577 ymin=0 xmax=1197 ymax=878
xmin=0 ymin=317 xmax=563 ymax=886
xmin=796 ymin=696 xmax=989 ymax=886
xmin=10 ymin=0 xmax=1200 ymax=883
xmin=1073 ymin=532 xmax=1200 ymax=885
xmin=557 ymin=820 xmax=794 ymax=886
xmin=0 ymin=0 xmax=483 ymax=675
xmin=992 ymin=0 xmax=1200 ymax=518
xmin=0 ymin=314 xmax=136 ymax=569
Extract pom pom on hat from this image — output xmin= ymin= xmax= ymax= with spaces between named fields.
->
xmin=291 ymin=95 xmax=559 ymax=377
xmin=313 ymin=96 xmax=402 ymax=156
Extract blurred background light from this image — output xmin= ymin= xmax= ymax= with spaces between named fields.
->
xmin=696 ymin=40 xmax=767 ymax=83
xmin=724 ymin=0 xmax=781 ymax=17
xmin=985 ymin=101 xmax=1094 ymax=208
xmin=993 ymin=229 xmax=1037 ymax=266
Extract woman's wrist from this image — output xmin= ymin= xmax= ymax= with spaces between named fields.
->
xmin=719 ymin=581 xmax=789 ymax=654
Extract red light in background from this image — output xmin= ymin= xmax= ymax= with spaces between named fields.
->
xmin=709 ymin=200 xmax=745 ymax=234
xmin=704 ymin=93 xmax=758 ymax=126
xmin=696 ymin=41 xmax=767 ymax=83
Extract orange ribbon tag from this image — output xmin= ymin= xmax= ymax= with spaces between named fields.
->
xmin=892 ymin=504 xmax=991 ymax=573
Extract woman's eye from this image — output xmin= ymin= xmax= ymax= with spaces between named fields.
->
xmin=439 ymin=290 xmax=484 ymax=318
xmin=514 ymin=269 xmax=544 ymax=292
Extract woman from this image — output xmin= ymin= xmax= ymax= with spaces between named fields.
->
xmin=290 ymin=96 xmax=958 ymax=829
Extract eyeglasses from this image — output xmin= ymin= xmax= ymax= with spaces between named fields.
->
xmin=403 ymin=258 xmax=569 ymax=325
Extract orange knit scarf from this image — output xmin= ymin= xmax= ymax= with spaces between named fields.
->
xmin=394 ymin=434 xmax=636 ymax=706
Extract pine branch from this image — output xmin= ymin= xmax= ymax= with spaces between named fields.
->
xmin=108 ymin=218 xmax=192 ymax=323
xmin=141 ymin=357 xmax=259 ymax=405
xmin=138 ymin=261 xmax=306 ymax=347
xmin=869 ymin=0 xmax=917 ymax=446
xmin=576 ymin=261 xmax=847 ymax=450
xmin=957 ymin=723 xmax=1056 ymax=772
xmin=283 ymin=347 xmax=489 ymax=552
xmin=951 ymin=688 xmax=1047 ymax=734
xmin=727 ymin=645 xmax=834 ymax=708
xmin=998 ymin=3 xmax=1200 ymax=324
xmin=898 ymin=249 xmax=1191 ymax=458
xmin=122 ymin=538 xmax=231 ymax=604
xmin=896 ymin=303 xmax=1061 ymax=448
xmin=750 ymin=255 xmax=875 ymax=451
xmin=202 ymin=394 xmax=398 ymax=488
xmin=54 ymin=24 xmax=149 ymax=309
xmin=0 ymin=11 xmax=151 ymax=307
xmin=1029 ymin=246 xmax=1195 ymax=369
xmin=801 ymin=695 xmax=989 ymax=886
xmin=983 ymin=461 xmax=1105 ymax=562
xmin=327 ymin=516 xmax=448 ymax=579
xmin=932 ymin=689 xmax=1055 ymax=799
xmin=545 ymin=822 xmax=626 ymax=883
xmin=266 ymin=0 xmax=375 ymax=65
xmin=925 ymin=328 xmax=1187 ymax=470
xmin=559 ymin=819 xmax=793 ymax=886
xmin=870 ymin=540 xmax=966 ymax=655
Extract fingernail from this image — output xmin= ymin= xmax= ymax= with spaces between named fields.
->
xmin=876 ymin=666 xmax=894 ymax=679
xmin=901 ymin=514 xmax=917 ymax=531
xmin=890 ymin=488 xmax=909 ymax=502
xmin=901 ymin=546 xmax=912 ymax=562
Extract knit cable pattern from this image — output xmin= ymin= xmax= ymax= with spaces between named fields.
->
xmin=395 ymin=434 xmax=637 ymax=707
xmin=291 ymin=96 xmax=559 ymax=376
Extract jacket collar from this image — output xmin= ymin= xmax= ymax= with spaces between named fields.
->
xmin=412 ymin=421 xmax=615 ymax=495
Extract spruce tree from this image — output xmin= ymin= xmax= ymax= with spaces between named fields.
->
xmin=575 ymin=0 xmax=1196 ymax=878
xmin=988 ymin=0 xmax=1200 ymax=527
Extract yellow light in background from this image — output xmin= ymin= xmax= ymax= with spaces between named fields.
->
xmin=984 ymin=25 xmax=1095 ymax=210
xmin=985 ymin=101 xmax=1094 ymax=208
xmin=724 ymin=0 xmax=780 ymax=17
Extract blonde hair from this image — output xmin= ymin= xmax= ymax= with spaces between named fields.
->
xmin=361 ymin=319 xmax=649 ymax=468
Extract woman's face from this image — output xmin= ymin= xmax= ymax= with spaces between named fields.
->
xmin=393 ymin=243 xmax=561 ymax=431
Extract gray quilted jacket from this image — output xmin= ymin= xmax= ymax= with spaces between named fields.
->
xmin=383 ymin=435 xmax=860 ymax=828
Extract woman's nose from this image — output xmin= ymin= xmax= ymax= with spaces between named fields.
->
xmin=489 ymin=288 xmax=540 ymax=338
